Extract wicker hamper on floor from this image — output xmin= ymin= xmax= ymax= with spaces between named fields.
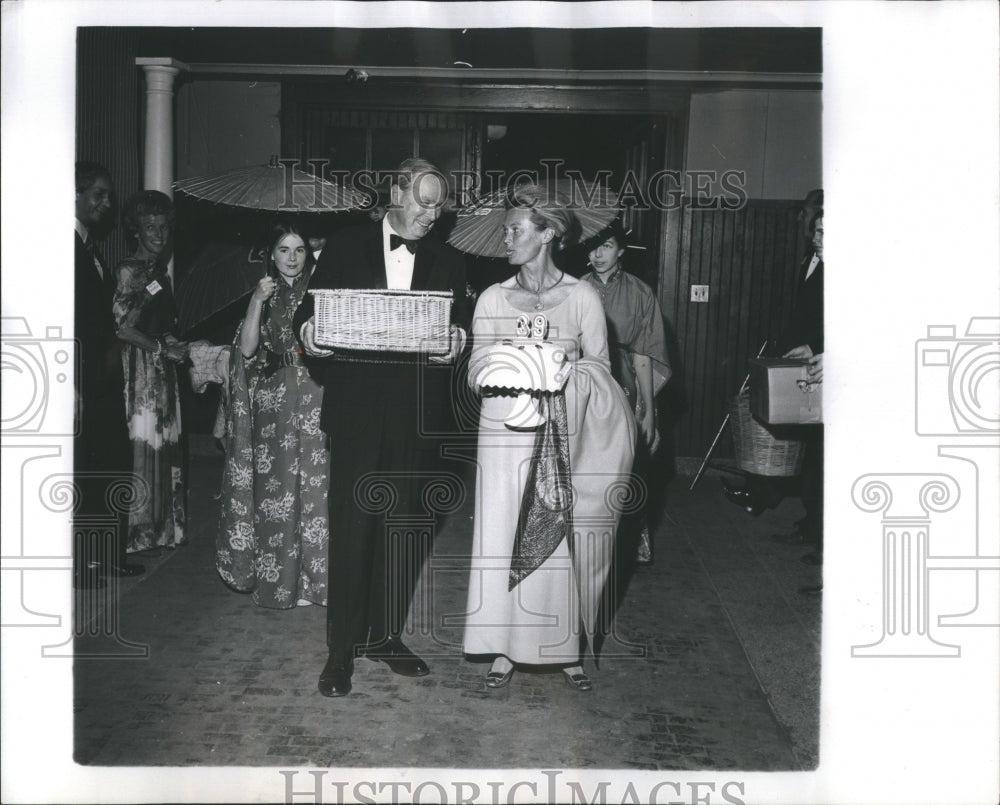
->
xmin=309 ymin=288 xmax=453 ymax=354
xmin=731 ymin=388 xmax=805 ymax=476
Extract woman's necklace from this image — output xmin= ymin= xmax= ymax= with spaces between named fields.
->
xmin=515 ymin=270 xmax=564 ymax=311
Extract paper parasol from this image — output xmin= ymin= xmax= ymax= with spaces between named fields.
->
xmin=173 ymin=156 xmax=371 ymax=212
xmin=447 ymin=180 xmax=620 ymax=258
xmin=175 ymin=241 xmax=267 ymax=333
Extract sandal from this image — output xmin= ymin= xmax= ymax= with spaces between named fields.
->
xmin=485 ymin=660 xmax=515 ymax=689
xmin=563 ymin=670 xmax=593 ymax=692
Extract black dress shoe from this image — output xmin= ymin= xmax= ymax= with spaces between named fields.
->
xmin=366 ymin=637 xmax=429 ymax=677
xmin=100 ymin=562 xmax=146 ymax=577
xmin=721 ymin=480 xmax=766 ymax=516
xmin=318 ymin=655 xmax=354 ymax=697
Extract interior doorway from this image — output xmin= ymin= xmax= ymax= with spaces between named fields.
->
xmin=286 ymin=90 xmax=681 ymax=293
xmin=472 ymin=111 xmax=672 ymax=291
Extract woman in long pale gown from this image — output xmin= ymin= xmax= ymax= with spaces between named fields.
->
xmin=216 ymin=221 xmax=330 ymax=608
xmin=462 ymin=184 xmax=635 ymax=691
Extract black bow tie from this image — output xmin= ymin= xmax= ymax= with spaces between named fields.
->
xmin=390 ymin=234 xmax=417 ymax=254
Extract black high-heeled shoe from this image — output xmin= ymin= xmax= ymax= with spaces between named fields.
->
xmin=721 ymin=480 xmax=766 ymax=516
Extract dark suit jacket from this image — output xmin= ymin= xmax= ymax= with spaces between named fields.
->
xmin=74 ymin=231 xmax=129 ymax=493
xmin=293 ymin=218 xmax=469 ymax=434
xmin=75 ymin=232 xmax=116 ymax=401
xmin=783 ymin=251 xmax=823 ymax=356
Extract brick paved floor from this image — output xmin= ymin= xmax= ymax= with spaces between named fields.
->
xmin=73 ymin=444 xmax=819 ymax=770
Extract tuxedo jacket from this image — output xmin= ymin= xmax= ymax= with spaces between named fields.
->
xmin=293 ymin=218 xmax=469 ymax=435
xmin=783 ymin=251 xmax=824 ymax=356
xmin=75 ymin=233 xmax=116 ymax=394
xmin=74 ymin=231 xmax=129 ymax=477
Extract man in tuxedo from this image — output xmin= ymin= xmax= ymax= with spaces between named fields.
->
xmin=723 ymin=193 xmax=824 ymax=579
xmin=295 ymin=158 xmax=468 ymax=697
xmin=74 ymin=161 xmax=144 ymax=585
xmin=780 ymin=210 xmax=824 ymax=570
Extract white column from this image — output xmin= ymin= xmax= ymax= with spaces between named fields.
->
xmin=139 ymin=62 xmax=179 ymax=195
xmin=137 ymin=58 xmax=187 ymax=283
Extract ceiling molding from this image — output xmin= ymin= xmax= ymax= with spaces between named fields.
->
xmin=136 ymin=56 xmax=191 ymax=71
xmin=139 ymin=60 xmax=821 ymax=87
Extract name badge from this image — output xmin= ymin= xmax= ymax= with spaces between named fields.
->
xmin=146 ymin=280 xmax=163 ymax=295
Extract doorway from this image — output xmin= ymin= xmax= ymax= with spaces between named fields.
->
xmin=472 ymin=111 xmax=673 ymax=291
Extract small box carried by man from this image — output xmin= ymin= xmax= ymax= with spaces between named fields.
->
xmin=749 ymin=357 xmax=823 ymax=425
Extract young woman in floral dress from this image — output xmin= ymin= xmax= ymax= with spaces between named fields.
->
xmin=217 ymin=221 xmax=330 ymax=608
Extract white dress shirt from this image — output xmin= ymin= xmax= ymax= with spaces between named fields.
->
xmin=382 ymin=216 xmax=416 ymax=290
xmin=804 ymin=253 xmax=820 ymax=281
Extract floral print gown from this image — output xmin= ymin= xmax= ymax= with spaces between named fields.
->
xmin=113 ymin=257 xmax=186 ymax=552
xmin=216 ymin=270 xmax=330 ymax=608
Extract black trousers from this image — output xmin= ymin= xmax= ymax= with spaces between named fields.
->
xmin=743 ymin=424 xmax=823 ymax=547
xmin=799 ymin=425 xmax=824 ymax=549
xmin=73 ymin=384 xmax=131 ymax=573
xmin=323 ymin=374 xmax=434 ymax=661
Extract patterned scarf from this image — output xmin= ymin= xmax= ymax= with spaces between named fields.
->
xmin=508 ymin=392 xmax=573 ymax=590
xmin=260 ymin=270 xmax=309 ymax=355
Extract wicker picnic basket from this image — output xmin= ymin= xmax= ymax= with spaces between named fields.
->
xmin=309 ymin=288 xmax=453 ymax=354
xmin=731 ymin=388 xmax=804 ymax=476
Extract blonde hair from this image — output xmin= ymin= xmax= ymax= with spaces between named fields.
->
xmin=505 ymin=182 xmax=580 ymax=251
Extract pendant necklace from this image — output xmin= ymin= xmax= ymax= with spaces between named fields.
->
xmin=516 ymin=270 xmax=564 ymax=311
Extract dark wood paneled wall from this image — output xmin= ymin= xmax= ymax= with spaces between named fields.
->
xmin=660 ymin=200 xmax=807 ymax=458
xmin=76 ymin=28 xmax=143 ymax=270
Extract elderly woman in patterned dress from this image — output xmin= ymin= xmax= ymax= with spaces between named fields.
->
xmin=217 ymin=221 xmax=330 ymax=608
xmin=113 ymin=190 xmax=189 ymax=552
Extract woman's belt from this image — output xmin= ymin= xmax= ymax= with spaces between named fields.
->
xmin=261 ymin=348 xmax=305 ymax=377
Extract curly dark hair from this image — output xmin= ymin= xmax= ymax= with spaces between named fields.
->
xmin=75 ymin=161 xmax=111 ymax=193
xmin=121 ymin=190 xmax=175 ymax=239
